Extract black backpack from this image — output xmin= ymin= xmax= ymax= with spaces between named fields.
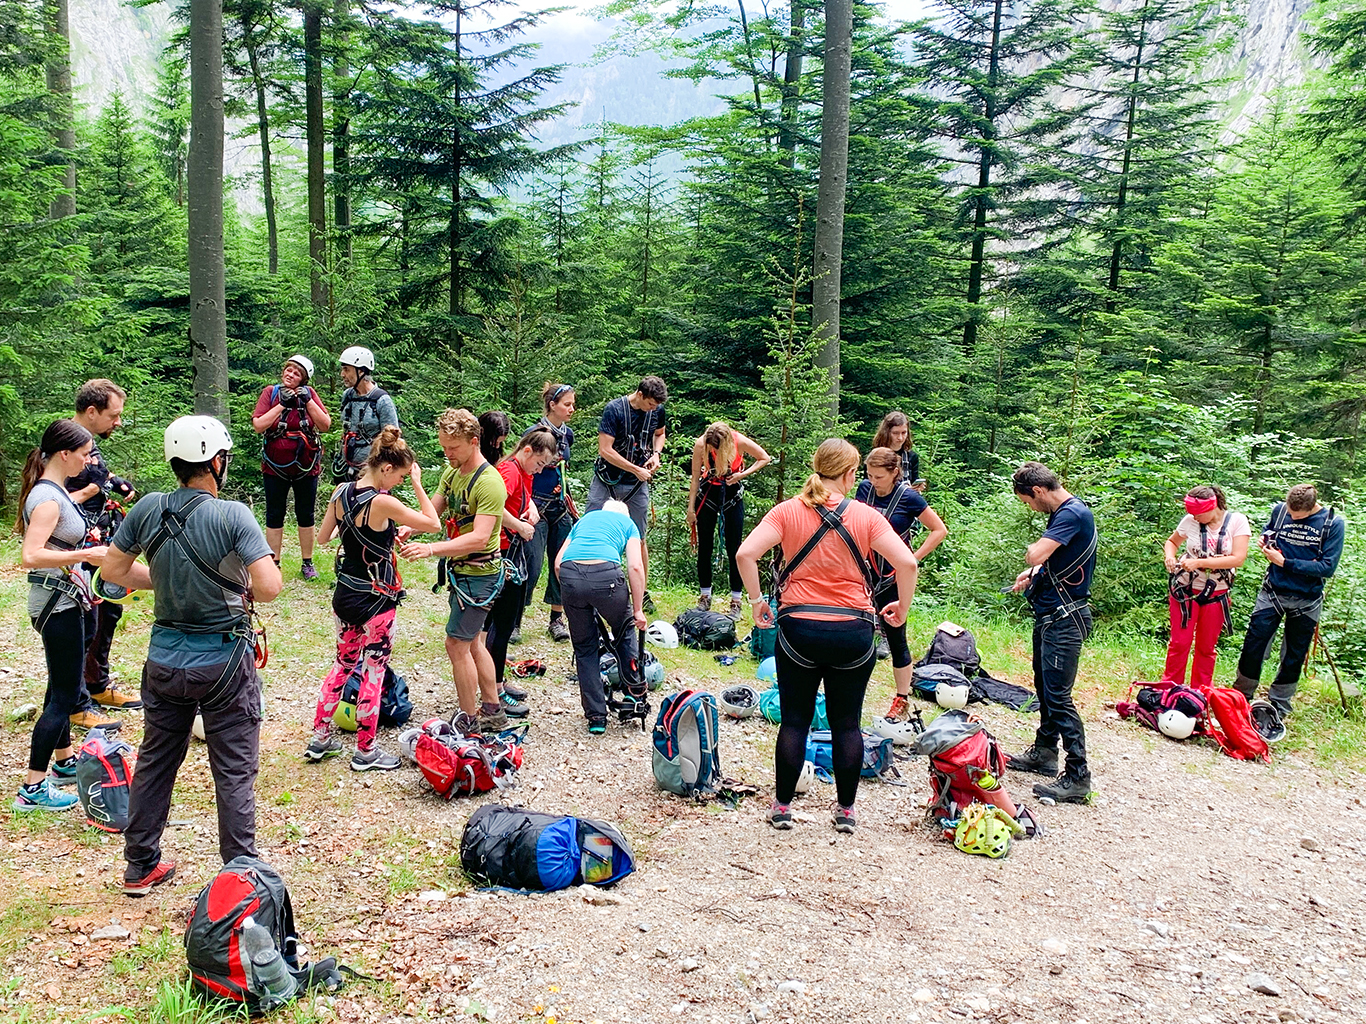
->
xmin=339 ymin=666 xmax=414 ymax=728
xmin=185 ymin=857 xmax=346 ymax=1013
xmin=914 ymin=624 xmax=982 ymax=678
xmin=460 ymin=804 xmax=636 ymax=892
xmin=672 ymin=609 xmax=738 ymax=650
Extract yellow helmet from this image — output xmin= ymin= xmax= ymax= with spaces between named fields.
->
xmin=953 ymin=802 xmax=1024 ymax=859
xmin=333 ymin=700 xmax=359 ymax=733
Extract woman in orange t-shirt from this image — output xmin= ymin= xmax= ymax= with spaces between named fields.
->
xmin=737 ymin=439 xmax=919 ymax=834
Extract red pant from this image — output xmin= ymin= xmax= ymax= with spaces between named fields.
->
xmin=1162 ymin=594 xmax=1225 ymax=692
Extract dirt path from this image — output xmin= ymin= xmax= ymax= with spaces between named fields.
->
xmin=2 ymin=580 xmax=1365 ymax=1024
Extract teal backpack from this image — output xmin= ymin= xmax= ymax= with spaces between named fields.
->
xmin=652 ymin=689 xmax=722 ymax=798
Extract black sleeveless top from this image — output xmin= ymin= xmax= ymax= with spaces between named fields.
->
xmin=332 ymin=484 xmax=402 ymax=623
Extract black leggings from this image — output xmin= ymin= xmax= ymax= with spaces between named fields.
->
xmin=875 ymin=582 xmax=911 ymax=669
xmin=484 ymin=577 xmax=528 ymax=686
xmin=774 ymin=613 xmax=876 ymax=808
xmin=30 ymin=606 xmax=84 ymax=772
xmin=695 ymin=485 xmax=743 ymax=592
xmin=262 ymin=472 xmax=319 ymax=529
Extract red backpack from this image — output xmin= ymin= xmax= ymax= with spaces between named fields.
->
xmin=414 ymin=731 xmax=524 ymax=799
xmin=925 ymin=727 xmax=1019 ymax=820
xmin=1204 ymin=688 xmax=1271 ymax=763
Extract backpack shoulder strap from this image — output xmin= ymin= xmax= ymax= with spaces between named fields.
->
xmin=822 ymin=498 xmax=881 ymax=596
xmin=145 ymin=492 xmax=246 ymax=596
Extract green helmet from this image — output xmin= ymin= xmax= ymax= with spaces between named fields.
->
xmin=333 ymin=700 xmax=359 ymax=733
xmin=953 ymin=803 xmax=1019 ymax=859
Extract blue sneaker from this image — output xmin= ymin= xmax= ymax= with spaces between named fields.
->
xmin=13 ymin=779 xmax=79 ymax=813
xmin=49 ymin=759 xmax=79 ymax=786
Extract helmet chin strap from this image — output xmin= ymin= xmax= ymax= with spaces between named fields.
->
xmin=211 ymin=453 xmax=229 ymax=490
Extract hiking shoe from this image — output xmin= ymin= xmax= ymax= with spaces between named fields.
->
xmin=728 ymin=597 xmax=744 ymax=621
xmin=92 ymin=685 xmax=143 ymax=710
xmin=587 ymin=716 xmax=607 ymax=735
xmin=832 ymin=804 xmax=857 ymax=833
xmin=1033 ymin=773 xmax=1093 ymax=805
xmin=500 ymin=692 xmax=530 ymax=719
xmin=70 ymin=709 xmax=121 ymax=732
xmin=301 ymin=561 xmax=319 ymax=581
xmin=49 ymin=759 xmax=79 ymax=787
xmin=875 ymin=638 xmax=891 ymax=661
xmin=508 ymin=627 xmax=522 ymax=645
xmin=479 ymin=708 xmax=509 ymax=734
xmin=13 ymin=779 xmax=79 ymax=813
xmin=767 ymin=801 xmax=793 ymax=830
xmin=1006 ymin=744 xmax=1059 ymax=777
xmin=451 ymin=711 xmax=480 ymax=737
xmin=642 ymin=591 xmax=656 ymax=615
xmin=696 ymin=594 xmax=712 ymax=612
xmin=501 ymin=679 xmax=529 ymax=701
xmin=885 ymin=694 xmax=911 ymax=723
xmin=304 ymin=734 xmax=343 ymax=762
xmin=548 ymin=617 xmax=570 ymax=643
xmin=351 ymin=747 xmax=402 ymax=772
xmin=1249 ymin=699 xmax=1286 ymax=743
xmin=124 ymin=861 xmax=176 ymax=897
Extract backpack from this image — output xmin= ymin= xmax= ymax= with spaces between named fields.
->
xmin=185 ymin=857 xmax=345 ymax=1013
xmin=804 ymin=729 xmax=897 ymax=780
xmin=757 ymin=686 xmax=829 ymax=730
xmin=1205 ymin=687 xmax=1272 ymax=763
xmin=75 ymin=727 xmax=135 ymax=833
xmin=911 ymin=662 xmax=974 ymax=702
xmin=1120 ymin=682 xmax=1210 ymax=735
xmin=673 ymin=609 xmax=738 ymax=650
xmin=749 ymin=624 xmax=776 ymax=660
xmin=652 ymin=689 xmax=722 ymax=798
xmin=915 ymin=710 xmax=1020 ymax=821
xmin=460 ymin=805 xmax=636 ymax=892
xmin=333 ymin=666 xmax=414 ymax=731
xmin=413 ymin=725 xmax=525 ymax=799
xmin=914 ymin=624 xmax=982 ymax=678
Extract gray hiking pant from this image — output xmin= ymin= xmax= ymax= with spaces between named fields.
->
xmin=124 ymin=653 xmax=262 ymax=879
xmin=560 ymin=560 xmax=639 ymax=720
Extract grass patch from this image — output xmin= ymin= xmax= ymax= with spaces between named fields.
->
xmin=0 ymin=897 xmax=59 ymax=957
xmin=109 ymin=926 xmax=180 ymax=978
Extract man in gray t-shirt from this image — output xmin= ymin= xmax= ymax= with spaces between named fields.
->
xmin=101 ymin=417 xmax=282 ymax=897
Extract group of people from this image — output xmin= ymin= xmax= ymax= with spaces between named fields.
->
xmin=11 ymin=361 xmax=1348 ymax=894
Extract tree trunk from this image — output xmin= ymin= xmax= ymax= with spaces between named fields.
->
xmin=188 ymin=0 xmax=229 ymax=422
xmin=304 ymin=2 xmax=328 ymax=311
xmin=962 ymin=0 xmax=1005 ymax=356
xmin=44 ymin=0 xmax=76 ymax=219
xmin=333 ymin=0 xmax=352 ymax=265
xmin=449 ymin=4 xmax=464 ymax=365
xmin=778 ymin=0 xmax=804 ymax=169
xmin=811 ymin=0 xmax=852 ymax=422
xmin=244 ymin=24 xmax=278 ymax=275
xmin=1106 ymin=0 xmax=1149 ymax=313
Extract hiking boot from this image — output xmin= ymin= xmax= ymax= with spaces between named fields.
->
xmin=501 ymin=679 xmax=529 ymax=702
xmin=304 ymin=734 xmax=343 ymax=762
xmin=642 ymin=591 xmax=656 ymax=615
xmin=1006 ymin=744 xmax=1059 ymax=777
xmin=124 ymin=860 xmax=176 ymax=897
xmin=451 ymin=711 xmax=480 ymax=737
xmin=832 ymin=803 xmax=857 ymax=834
xmin=587 ymin=716 xmax=607 ymax=735
xmin=1033 ymin=772 xmax=1093 ymax=805
xmin=500 ymin=692 xmax=530 ymax=719
xmin=875 ymin=638 xmax=891 ymax=661
xmin=696 ymin=594 xmax=712 ymax=612
xmin=1249 ymin=699 xmax=1286 ymax=743
xmin=70 ymin=709 xmax=121 ymax=732
xmin=301 ymin=561 xmax=320 ymax=581
xmin=479 ymin=708 xmax=509 ymax=734
xmin=13 ymin=779 xmax=79 ymax=813
xmin=351 ymin=747 xmax=402 ymax=772
xmin=767 ymin=801 xmax=793 ymax=830
xmin=885 ymin=694 xmax=911 ymax=723
xmin=728 ymin=597 xmax=744 ymax=621
xmin=49 ymin=758 xmax=79 ymax=787
xmin=548 ymin=617 xmax=570 ymax=643
xmin=508 ymin=627 xmax=522 ymax=645
xmin=92 ymin=684 xmax=143 ymax=710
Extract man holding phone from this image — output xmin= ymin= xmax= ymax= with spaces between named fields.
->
xmin=1234 ymin=484 xmax=1346 ymax=740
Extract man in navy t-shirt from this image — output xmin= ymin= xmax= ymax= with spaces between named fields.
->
xmin=1005 ymin=461 xmax=1098 ymax=805
xmin=1235 ymin=483 xmax=1346 ymax=738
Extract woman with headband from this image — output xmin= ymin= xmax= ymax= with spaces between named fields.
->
xmin=1161 ymin=485 xmax=1250 ymax=692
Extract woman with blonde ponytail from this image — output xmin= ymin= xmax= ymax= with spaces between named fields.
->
xmin=737 ymin=439 xmax=919 ymax=835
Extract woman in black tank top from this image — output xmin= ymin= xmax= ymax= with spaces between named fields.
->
xmin=305 ymin=427 xmax=439 ymax=772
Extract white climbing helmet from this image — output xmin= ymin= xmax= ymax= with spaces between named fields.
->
xmin=718 ymin=684 xmax=760 ymax=719
xmin=870 ymin=716 xmax=920 ymax=747
xmin=1157 ymin=708 xmax=1197 ymax=740
xmin=645 ymin=620 xmax=679 ymax=648
xmin=935 ymin=681 xmax=970 ymax=710
xmin=339 ymin=345 xmax=375 ymax=372
xmin=793 ymin=760 xmax=816 ymax=796
xmin=164 ymin=415 xmax=233 ymax=463
xmin=285 ymin=353 xmax=314 ymax=381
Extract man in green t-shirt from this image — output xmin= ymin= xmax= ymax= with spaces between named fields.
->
xmin=400 ymin=408 xmax=509 ymax=733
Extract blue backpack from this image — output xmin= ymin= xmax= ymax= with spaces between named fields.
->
xmin=804 ymin=729 xmax=897 ymax=781
xmin=652 ymin=689 xmax=722 ymax=798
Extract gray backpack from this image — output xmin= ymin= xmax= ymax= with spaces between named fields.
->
xmin=76 ymin=727 xmax=135 ymax=833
